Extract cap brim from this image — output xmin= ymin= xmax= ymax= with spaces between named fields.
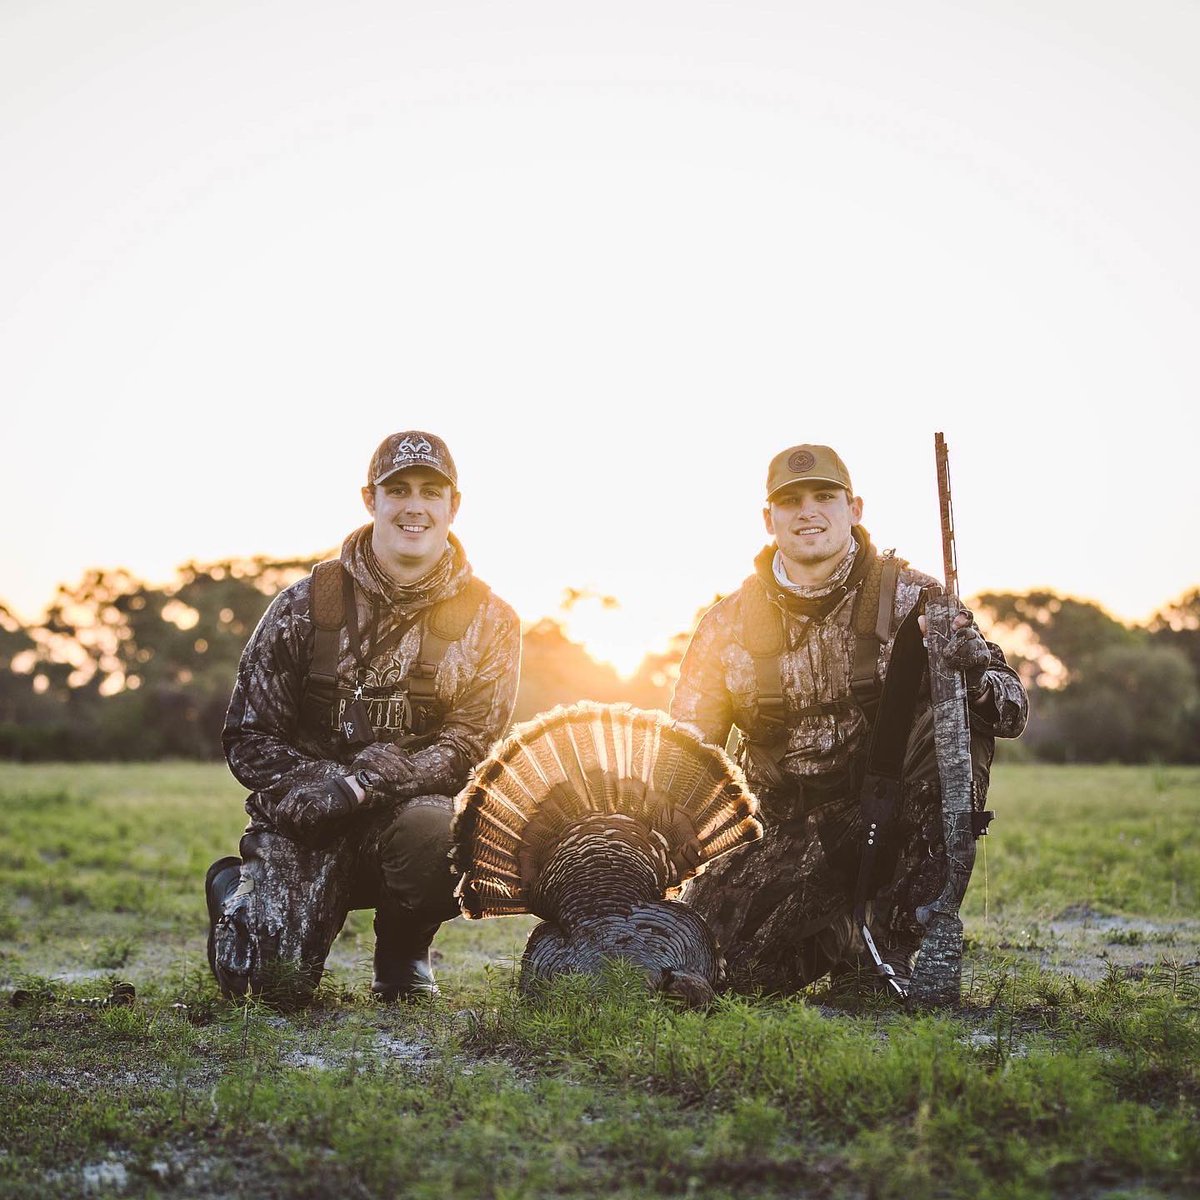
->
xmin=766 ymin=476 xmax=848 ymax=499
xmin=374 ymin=465 xmax=456 ymax=487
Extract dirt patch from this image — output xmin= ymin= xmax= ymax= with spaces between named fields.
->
xmin=988 ymin=907 xmax=1200 ymax=981
xmin=375 ymin=1031 xmax=436 ymax=1066
xmin=44 ymin=1142 xmax=238 ymax=1198
xmin=45 ymin=1158 xmax=131 ymax=1195
xmin=7 ymin=1063 xmax=175 ymax=1091
xmin=281 ymin=1031 xmax=435 ymax=1072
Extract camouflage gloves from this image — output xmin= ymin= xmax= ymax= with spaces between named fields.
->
xmin=351 ymin=742 xmax=419 ymax=793
xmin=271 ymin=744 xmax=424 ymax=846
xmin=273 ymin=775 xmax=362 ymax=848
xmin=941 ymin=620 xmax=992 ymax=699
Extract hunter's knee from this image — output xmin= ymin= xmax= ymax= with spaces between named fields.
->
xmin=379 ymin=795 xmax=459 ymax=917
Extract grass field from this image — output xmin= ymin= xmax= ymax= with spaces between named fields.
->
xmin=0 ymin=762 xmax=1197 ymax=1198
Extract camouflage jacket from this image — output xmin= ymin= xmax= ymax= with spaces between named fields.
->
xmin=223 ymin=527 xmax=521 ymax=824
xmin=670 ymin=530 xmax=1027 ymax=796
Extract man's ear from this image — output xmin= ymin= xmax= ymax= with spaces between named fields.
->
xmin=362 ymin=485 xmax=376 ymax=517
xmin=449 ymin=491 xmax=462 ymax=522
xmin=849 ymin=494 xmax=864 ymax=524
xmin=762 ymin=504 xmax=775 ymax=538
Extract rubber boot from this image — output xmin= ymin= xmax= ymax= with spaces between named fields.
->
xmin=371 ymin=906 xmax=441 ymax=1002
xmin=205 ymin=856 xmax=243 ymax=990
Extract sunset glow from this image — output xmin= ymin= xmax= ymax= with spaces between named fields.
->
xmin=557 ymin=597 xmax=669 ymax=680
xmin=2 ymin=1 xmax=1197 ymax=669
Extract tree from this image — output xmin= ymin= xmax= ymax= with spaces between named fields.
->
xmin=1035 ymin=641 xmax=1198 ymax=763
xmin=5 ymin=556 xmax=321 ymax=759
xmin=1149 ymin=588 xmax=1200 ymax=673
xmin=4 ymin=575 xmax=1198 ymax=763
xmin=972 ymin=590 xmax=1136 ymax=690
xmin=0 ymin=603 xmax=76 ymax=759
xmin=974 ymin=589 xmax=1200 ymax=763
xmin=1147 ymin=588 xmax=1200 ymax=762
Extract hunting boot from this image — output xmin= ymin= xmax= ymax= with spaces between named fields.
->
xmin=204 ymin=856 xmax=243 ymax=987
xmin=371 ymin=903 xmax=441 ymax=1002
xmin=374 ymin=793 xmax=462 ymax=1001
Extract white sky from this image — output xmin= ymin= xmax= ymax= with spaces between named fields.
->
xmin=2 ymin=0 xmax=1198 ymax=674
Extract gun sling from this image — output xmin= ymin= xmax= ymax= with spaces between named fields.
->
xmin=850 ymin=597 xmax=928 ymax=992
xmin=850 ymin=593 xmax=994 ymax=990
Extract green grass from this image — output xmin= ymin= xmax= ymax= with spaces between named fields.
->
xmin=0 ymin=763 xmax=1197 ymax=1198
xmin=964 ymin=764 xmax=1199 ymax=919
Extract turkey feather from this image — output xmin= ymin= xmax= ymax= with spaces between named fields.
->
xmin=450 ymin=703 xmax=762 ymax=1004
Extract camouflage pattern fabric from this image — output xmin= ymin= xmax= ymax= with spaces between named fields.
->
xmin=215 ymin=795 xmax=462 ymax=1003
xmin=224 ymin=527 xmax=521 ymax=814
xmin=213 ymin=527 xmax=520 ymax=1001
xmin=672 ymin=532 xmax=1028 ymax=995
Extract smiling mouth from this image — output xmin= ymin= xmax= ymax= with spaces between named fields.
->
xmin=399 ymin=524 xmax=427 ymax=534
xmin=793 ymin=527 xmax=826 ymax=537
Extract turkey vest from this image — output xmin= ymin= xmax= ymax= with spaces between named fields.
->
xmin=736 ymin=534 xmax=904 ymax=771
xmin=303 ymin=558 xmax=489 ymax=742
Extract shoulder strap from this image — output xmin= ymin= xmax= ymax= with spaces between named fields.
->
xmin=877 ymin=553 xmax=903 ymax=642
xmin=306 ymin=559 xmax=345 ymax=709
xmin=428 ymin=577 xmax=491 ymax=642
xmin=310 ymin=559 xmax=345 ymax=628
xmin=407 ymin=578 xmax=491 ymax=705
xmin=303 ymin=566 xmax=491 ymax=728
xmin=739 ymin=547 xmax=906 ymax=722
xmin=850 ymin=549 xmax=904 ymax=712
xmin=739 ymin=574 xmax=787 ymax=734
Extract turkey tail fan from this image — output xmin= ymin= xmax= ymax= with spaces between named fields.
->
xmin=452 ymin=702 xmax=762 ymax=920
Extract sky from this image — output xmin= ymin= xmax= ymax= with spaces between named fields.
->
xmin=2 ymin=0 xmax=1198 ymax=675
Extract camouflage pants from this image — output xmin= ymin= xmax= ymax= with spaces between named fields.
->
xmin=684 ymin=712 xmax=994 ymax=995
xmin=212 ymin=794 xmax=460 ymax=1004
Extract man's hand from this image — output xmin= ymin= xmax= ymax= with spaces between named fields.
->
xmin=351 ymin=740 xmax=419 ymax=790
xmin=918 ymin=608 xmax=992 ymax=697
xmin=273 ymin=775 xmax=362 ymax=847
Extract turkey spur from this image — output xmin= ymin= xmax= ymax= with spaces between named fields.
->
xmin=452 ymin=702 xmax=762 ymax=1005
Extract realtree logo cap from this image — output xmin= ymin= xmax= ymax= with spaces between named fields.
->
xmin=766 ymin=444 xmax=853 ymax=499
xmin=368 ymin=431 xmax=458 ymax=489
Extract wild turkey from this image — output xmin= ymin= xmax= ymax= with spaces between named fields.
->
xmin=452 ymin=702 xmax=761 ymax=1005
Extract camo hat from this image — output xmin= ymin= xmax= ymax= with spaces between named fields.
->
xmin=766 ymin=444 xmax=853 ymax=500
xmin=368 ymin=431 xmax=458 ymax=489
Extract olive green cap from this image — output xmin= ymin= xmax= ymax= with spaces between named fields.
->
xmin=766 ymin=444 xmax=853 ymax=499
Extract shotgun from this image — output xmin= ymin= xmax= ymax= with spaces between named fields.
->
xmin=907 ymin=432 xmax=976 ymax=1007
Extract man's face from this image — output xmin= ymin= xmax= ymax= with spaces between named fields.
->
xmin=362 ymin=467 xmax=460 ymax=573
xmin=764 ymin=482 xmax=863 ymax=569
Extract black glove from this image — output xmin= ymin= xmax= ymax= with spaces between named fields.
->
xmin=352 ymin=741 xmax=418 ymax=790
xmin=273 ymin=775 xmax=361 ymax=848
xmin=941 ymin=622 xmax=992 ymax=697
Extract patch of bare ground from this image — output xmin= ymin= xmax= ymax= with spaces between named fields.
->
xmin=0 ymin=931 xmax=209 ymax=994
xmin=4 ymin=1059 xmax=190 ymax=1093
xmin=281 ymin=1028 xmax=437 ymax=1072
xmin=987 ymin=905 xmax=1199 ymax=981
xmin=43 ymin=1141 xmax=259 ymax=1198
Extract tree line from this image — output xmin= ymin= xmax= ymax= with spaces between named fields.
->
xmin=973 ymin=589 xmax=1199 ymax=764
xmin=1 ymin=557 xmax=1196 ymax=763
